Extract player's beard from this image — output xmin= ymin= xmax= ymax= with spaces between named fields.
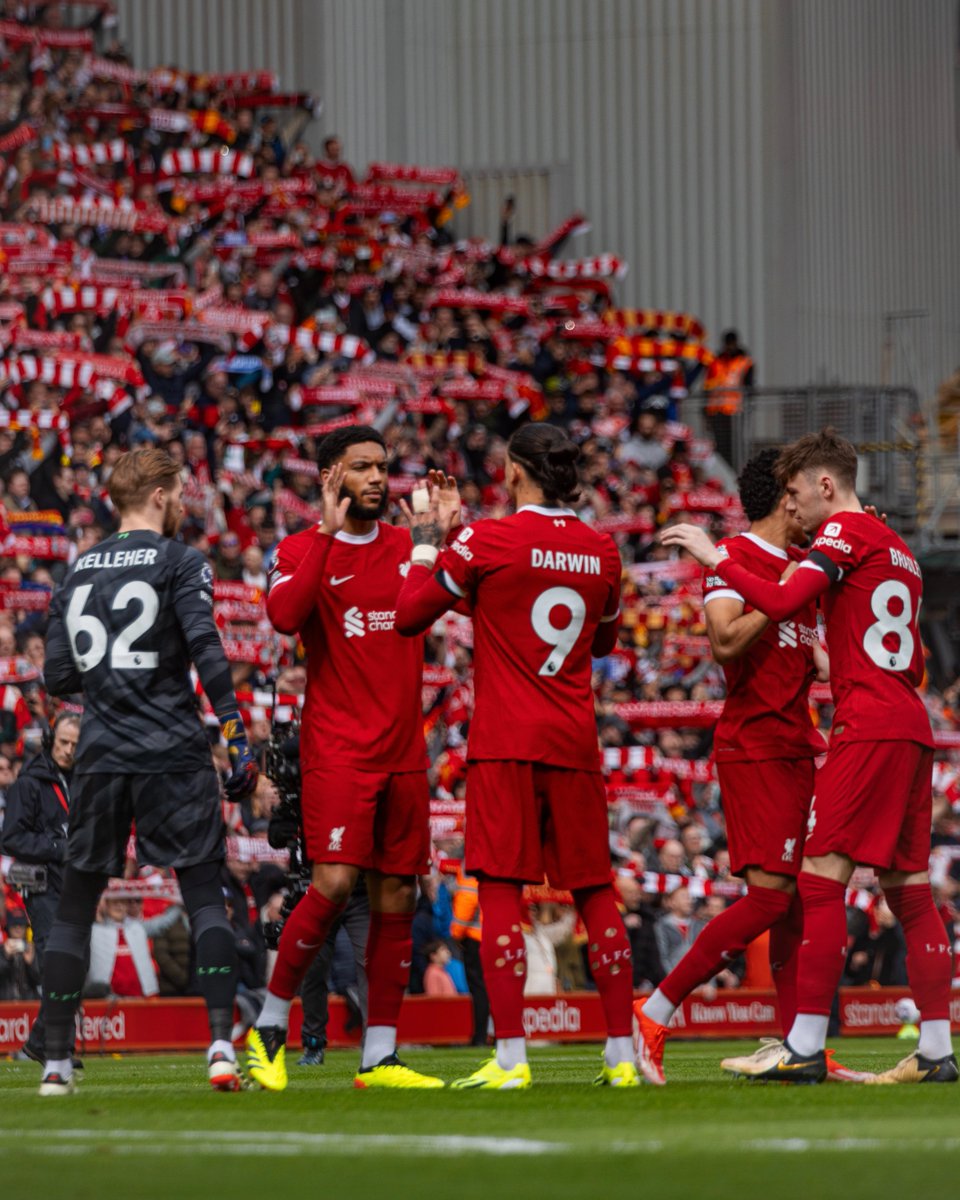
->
xmin=162 ymin=494 xmax=184 ymax=538
xmin=342 ymin=484 xmax=387 ymax=522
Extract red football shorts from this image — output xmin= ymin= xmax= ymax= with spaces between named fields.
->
xmin=301 ymin=765 xmax=430 ymax=875
xmin=717 ymin=757 xmax=816 ymax=878
xmin=465 ymin=760 xmax=611 ymax=890
xmin=803 ymin=740 xmax=933 ymax=872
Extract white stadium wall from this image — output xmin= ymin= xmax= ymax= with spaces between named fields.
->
xmin=113 ymin=0 xmax=960 ymax=396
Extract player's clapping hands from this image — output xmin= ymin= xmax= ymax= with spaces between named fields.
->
xmin=318 ymin=462 xmax=351 ymax=536
xmin=399 ymin=471 xmax=462 ymax=549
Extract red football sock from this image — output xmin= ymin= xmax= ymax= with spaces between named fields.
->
xmin=659 ymin=885 xmax=793 ymax=1010
xmin=794 ymin=872 xmax=848 ymax=1016
xmin=574 ymin=885 xmax=634 ymax=1037
xmin=268 ymin=886 xmax=345 ymax=1001
xmin=769 ymin=890 xmax=804 ymax=1035
xmin=884 ymin=885 xmax=953 ymax=1022
xmin=365 ymin=911 xmax=414 ymax=1028
xmin=478 ymin=879 xmax=527 ymax=1039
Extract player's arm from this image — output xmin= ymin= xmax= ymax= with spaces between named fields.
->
xmin=660 ymin=523 xmax=830 ymax=621
xmin=703 ymin=595 xmax=768 ymax=664
xmin=395 ymin=475 xmax=472 ymax=636
xmin=266 ymin=463 xmax=350 ymax=634
xmin=171 ymin=547 xmax=258 ymax=798
xmin=42 ymin=583 xmax=83 ymax=696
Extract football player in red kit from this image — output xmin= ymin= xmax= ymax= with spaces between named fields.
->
xmin=635 ymin=450 xmax=828 ymax=1082
xmin=663 ymin=429 xmax=955 ymax=1084
xmin=396 ymin=423 xmax=638 ymax=1089
xmin=246 ymin=425 xmax=458 ymax=1091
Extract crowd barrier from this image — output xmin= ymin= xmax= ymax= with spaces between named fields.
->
xmin=2 ymin=988 xmax=957 ymax=1055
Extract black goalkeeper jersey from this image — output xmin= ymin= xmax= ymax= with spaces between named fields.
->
xmin=45 ymin=529 xmax=237 ymax=775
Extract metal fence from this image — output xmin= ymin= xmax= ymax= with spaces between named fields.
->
xmin=680 ymin=387 xmax=959 ymax=549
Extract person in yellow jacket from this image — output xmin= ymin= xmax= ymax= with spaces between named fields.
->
xmin=450 ymin=865 xmax=489 ymax=1046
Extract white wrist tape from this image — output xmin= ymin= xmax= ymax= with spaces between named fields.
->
xmin=411 ymin=487 xmax=431 ymax=514
xmin=410 ymin=544 xmax=439 ymax=569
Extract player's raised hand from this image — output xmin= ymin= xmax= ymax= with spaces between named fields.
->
xmin=319 ymin=462 xmax=350 ymax=536
xmin=864 ymin=504 xmax=889 ymax=525
xmin=659 ymin=522 xmax=722 ymax=569
xmin=427 ymin=469 xmax=462 ymax=534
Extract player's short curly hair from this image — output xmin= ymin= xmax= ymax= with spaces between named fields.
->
xmin=736 ymin=447 xmax=783 ymax=521
xmin=315 ymin=424 xmax=386 ymax=470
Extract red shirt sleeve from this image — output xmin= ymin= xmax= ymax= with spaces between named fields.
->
xmin=719 ymin=558 xmax=830 ymax=622
xmin=266 ymin=530 xmax=333 ymax=635
xmin=395 ymin=564 xmax=456 ymax=636
xmin=591 ymin=539 xmax=623 ymax=656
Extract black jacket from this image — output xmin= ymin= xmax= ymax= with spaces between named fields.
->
xmin=0 ymin=752 xmax=71 ymax=891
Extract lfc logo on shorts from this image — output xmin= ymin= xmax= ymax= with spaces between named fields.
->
xmin=782 ymin=837 xmax=796 ymax=863
xmin=328 ymin=826 xmax=345 ymax=852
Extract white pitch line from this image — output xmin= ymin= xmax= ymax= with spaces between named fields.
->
xmin=9 ymin=1129 xmax=565 ymax=1157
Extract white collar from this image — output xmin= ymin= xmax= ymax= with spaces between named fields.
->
xmin=334 ymin=525 xmax=380 ymax=545
xmin=517 ymin=504 xmax=578 ymax=518
xmin=740 ymin=531 xmax=788 ymax=560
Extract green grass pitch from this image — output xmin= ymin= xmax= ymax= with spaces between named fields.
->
xmin=1 ymin=1040 xmax=956 ymax=1200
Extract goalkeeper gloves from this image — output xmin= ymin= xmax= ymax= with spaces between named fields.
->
xmin=220 ymin=712 xmax=259 ymax=800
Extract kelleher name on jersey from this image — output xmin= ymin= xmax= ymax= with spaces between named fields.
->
xmin=75 ymin=548 xmax=159 ymax=571
xmin=530 ymin=548 xmax=602 ymax=575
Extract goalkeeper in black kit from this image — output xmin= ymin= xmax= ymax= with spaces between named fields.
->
xmin=36 ymin=448 xmax=259 ymax=1096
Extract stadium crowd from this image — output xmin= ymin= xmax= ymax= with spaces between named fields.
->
xmin=0 ymin=1 xmax=959 ymax=1023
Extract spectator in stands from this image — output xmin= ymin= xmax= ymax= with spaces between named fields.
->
xmin=0 ymin=908 xmax=40 ymax=1001
xmin=85 ymin=892 xmax=182 ymax=999
xmin=422 ymin=939 xmax=458 ymax=996
xmin=153 ymin=907 xmax=193 ymax=997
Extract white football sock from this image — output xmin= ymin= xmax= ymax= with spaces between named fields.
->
xmin=44 ymin=1057 xmax=72 ymax=1080
xmin=605 ymin=1035 xmax=634 ymax=1068
xmin=257 ymin=992 xmax=292 ymax=1031
xmin=207 ymin=1039 xmax=235 ymax=1063
xmin=787 ymin=1013 xmax=829 ymax=1057
xmin=642 ymin=989 xmax=676 ymax=1027
xmin=361 ymin=1025 xmax=397 ymax=1069
xmin=495 ymin=1037 xmax=527 ymax=1070
xmin=918 ymin=1019 xmax=953 ymax=1061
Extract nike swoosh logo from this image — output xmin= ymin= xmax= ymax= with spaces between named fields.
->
xmin=330 ymin=575 xmax=355 ymax=586
xmin=297 ymin=940 xmax=322 ymax=951
xmin=400 ymin=960 xmax=412 ymax=969
xmin=776 ymin=1060 xmax=814 ymax=1072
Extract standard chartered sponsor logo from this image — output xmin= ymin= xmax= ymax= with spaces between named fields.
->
xmin=344 ymin=607 xmax=396 ymax=637
xmin=343 ymin=607 xmax=365 ymax=638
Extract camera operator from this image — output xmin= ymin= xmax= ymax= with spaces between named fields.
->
xmin=0 ymin=713 xmax=80 ymax=1060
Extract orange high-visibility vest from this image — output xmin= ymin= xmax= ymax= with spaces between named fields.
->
xmin=450 ymin=866 xmax=482 ymax=941
xmin=704 ymin=354 xmax=753 ymax=415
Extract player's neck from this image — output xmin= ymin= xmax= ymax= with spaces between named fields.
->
xmin=341 ymin=514 xmax=377 ymax=537
xmin=747 ymin=515 xmax=792 ymax=550
xmin=513 ymin=482 xmax=552 ymax=511
xmin=117 ymin=511 xmax=163 ymax=536
xmin=822 ymin=492 xmax=863 ymax=520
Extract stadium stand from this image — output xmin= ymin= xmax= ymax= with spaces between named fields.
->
xmin=0 ymin=2 xmax=958 ymax=1033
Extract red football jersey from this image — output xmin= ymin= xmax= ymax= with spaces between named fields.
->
xmin=434 ymin=504 xmax=622 ymax=769
xmin=804 ymin=511 xmax=933 ymax=747
xmin=269 ymin=522 xmax=426 ymax=773
xmin=703 ymin=532 xmax=825 ymax=762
